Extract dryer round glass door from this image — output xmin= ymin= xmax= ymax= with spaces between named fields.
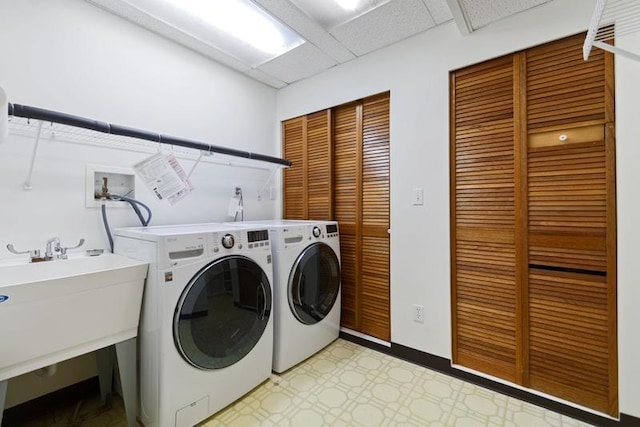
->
xmin=173 ymin=255 xmax=272 ymax=370
xmin=288 ymin=242 xmax=340 ymax=325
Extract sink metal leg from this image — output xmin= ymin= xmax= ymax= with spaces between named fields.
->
xmin=96 ymin=345 xmax=115 ymax=404
xmin=115 ymin=338 xmax=137 ymax=427
xmin=0 ymin=379 xmax=7 ymax=427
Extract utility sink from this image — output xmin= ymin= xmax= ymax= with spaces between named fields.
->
xmin=0 ymin=253 xmax=148 ymax=382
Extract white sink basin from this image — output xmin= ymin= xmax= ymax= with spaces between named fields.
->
xmin=0 ymin=253 xmax=148 ymax=381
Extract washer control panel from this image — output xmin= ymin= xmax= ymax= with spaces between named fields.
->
xmin=247 ymin=229 xmax=270 ymax=250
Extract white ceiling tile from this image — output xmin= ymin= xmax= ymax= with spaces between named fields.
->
xmin=258 ymin=42 xmax=338 ymax=83
xmin=289 ymin=0 xmax=391 ymax=30
xmin=253 ymin=0 xmax=356 ymax=63
xmin=330 ymin=0 xmax=436 ymax=56
xmin=459 ymin=0 xmax=552 ymax=30
xmin=87 ymin=0 xmax=564 ymax=87
xmin=422 ymin=0 xmax=453 ymax=25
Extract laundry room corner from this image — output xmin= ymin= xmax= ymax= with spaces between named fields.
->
xmin=0 ymin=0 xmax=282 ymax=408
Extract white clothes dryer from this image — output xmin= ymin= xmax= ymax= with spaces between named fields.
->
xmin=230 ymin=220 xmax=341 ymax=373
xmin=113 ymin=223 xmax=273 ymax=427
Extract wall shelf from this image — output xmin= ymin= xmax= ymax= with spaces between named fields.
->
xmin=7 ymin=103 xmax=291 ymax=168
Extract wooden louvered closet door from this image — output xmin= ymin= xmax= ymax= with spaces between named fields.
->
xmin=283 ymin=93 xmax=391 ymax=342
xmin=333 ymin=102 xmax=359 ymax=330
xmin=524 ymin=33 xmax=616 ymax=415
xmin=359 ymin=94 xmax=391 ymax=340
xmin=451 ymin=32 xmax=616 ymax=416
xmin=282 ymin=110 xmax=332 ymax=220
xmin=332 ymin=93 xmax=391 ymax=341
xmin=450 ymin=55 xmax=518 ymax=382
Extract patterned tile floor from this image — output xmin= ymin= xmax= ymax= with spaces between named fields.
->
xmin=202 ymin=339 xmax=596 ymax=427
xmin=6 ymin=339 xmax=597 ymax=426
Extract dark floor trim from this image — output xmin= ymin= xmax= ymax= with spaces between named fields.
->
xmin=339 ymin=331 xmax=639 ymax=427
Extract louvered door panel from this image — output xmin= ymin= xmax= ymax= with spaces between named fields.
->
xmin=527 ymin=34 xmax=605 ymax=131
xmin=528 ymin=139 xmax=607 ymax=272
xmin=333 ymin=103 xmax=359 ymax=331
xmin=360 ymin=235 xmax=390 ymax=339
xmin=360 ymin=94 xmax=390 ymax=341
xmin=339 ymin=233 xmax=358 ymax=330
xmin=283 ymin=117 xmax=305 ymax=219
xmin=333 ymin=104 xmax=358 ymax=225
xmin=452 ymin=56 xmax=517 ymax=382
xmin=525 ymin=32 xmax=616 ymax=416
xmin=306 ymin=110 xmax=332 ymax=220
xmin=529 ymin=268 xmax=610 ymax=413
xmin=455 ymin=237 xmax=516 ymax=379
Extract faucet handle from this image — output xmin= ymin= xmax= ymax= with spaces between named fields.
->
xmin=59 ymin=239 xmax=86 ymax=259
xmin=7 ymin=244 xmax=42 ymax=260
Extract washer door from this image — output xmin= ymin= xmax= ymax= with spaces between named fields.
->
xmin=288 ymin=242 xmax=340 ymax=325
xmin=174 ymin=255 xmax=271 ymax=370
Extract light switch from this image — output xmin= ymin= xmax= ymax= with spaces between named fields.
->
xmin=412 ymin=188 xmax=424 ymax=206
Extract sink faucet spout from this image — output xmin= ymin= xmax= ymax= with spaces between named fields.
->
xmin=45 ymin=237 xmax=61 ymax=259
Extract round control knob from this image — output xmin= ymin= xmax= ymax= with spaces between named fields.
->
xmin=221 ymin=234 xmax=235 ymax=249
xmin=312 ymin=226 xmax=321 ymax=238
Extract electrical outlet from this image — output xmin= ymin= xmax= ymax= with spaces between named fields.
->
xmin=412 ymin=304 xmax=425 ymax=323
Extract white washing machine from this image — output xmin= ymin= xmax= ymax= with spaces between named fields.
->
xmin=230 ymin=220 xmax=341 ymax=373
xmin=113 ymin=223 xmax=273 ymax=427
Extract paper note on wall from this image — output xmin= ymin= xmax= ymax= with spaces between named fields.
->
xmin=134 ymin=153 xmax=194 ymax=204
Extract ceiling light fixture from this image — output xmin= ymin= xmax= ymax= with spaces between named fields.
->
xmin=94 ymin=0 xmax=306 ymax=67
xmin=165 ymin=0 xmax=296 ymax=55
xmin=334 ymin=0 xmax=360 ymax=11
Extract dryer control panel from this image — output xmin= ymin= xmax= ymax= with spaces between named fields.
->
xmin=326 ymin=223 xmax=339 ymax=238
xmin=207 ymin=229 xmax=271 ymax=255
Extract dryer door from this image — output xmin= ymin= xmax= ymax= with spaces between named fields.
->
xmin=174 ymin=255 xmax=271 ymax=370
xmin=288 ymin=242 xmax=341 ymax=325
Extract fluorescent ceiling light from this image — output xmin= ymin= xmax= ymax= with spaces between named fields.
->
xmin=291 ymin=0 xmax=390 ymax=30
xmin=116 ymin=0 xmax=304 ymax=66
xmin=164 ymin=0 xmax=292 ymax=55
xmin=335 ymin=0 xmax=360 ymax=11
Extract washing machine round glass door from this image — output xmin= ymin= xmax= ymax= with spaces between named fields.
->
xmin=288 ymin=242 xmax=340 ymax=325
xmin=173 ymin=255 xmax=272 ymax=370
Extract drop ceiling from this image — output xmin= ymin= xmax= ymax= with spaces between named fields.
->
xmin=85 ymin=0 xmax=554 ymax=88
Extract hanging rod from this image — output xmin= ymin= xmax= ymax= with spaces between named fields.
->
xmin=7 ymin=103 xmax=292 ymax=167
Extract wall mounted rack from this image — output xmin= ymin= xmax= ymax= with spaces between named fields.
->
xmin=7 ymin=103 xmax=292 ymax=167
xmin=584 ymin=0 xmax=640 ymax=61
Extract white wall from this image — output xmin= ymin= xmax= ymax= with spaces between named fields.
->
xmin=0 ymin=0 xmax=280 ymax=254
xmin=0 ymin=0 xmax=278 ymax=406
xmin=277 ymin=0 xmax=640 ymax=418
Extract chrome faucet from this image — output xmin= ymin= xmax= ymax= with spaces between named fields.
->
xmin=6 ymin=237 xmax=85 ymax=262
xmin=45 ymin=237 xmax=61 ymax=260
